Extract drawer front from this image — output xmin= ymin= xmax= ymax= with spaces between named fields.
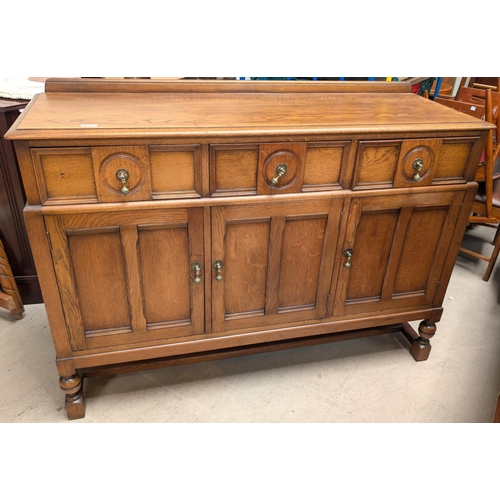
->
xmin=302 ymin=141 xmax=350 ymax=192
xmin=210 ymin=141 xmax=349 ymax=196
xmin=31 ymin=145 xmax=202 ymax=204
xmin=31 ymin=147 xmax=98 ymax=204
xmin=352 ymin=137 xmax=479 ymax=190
xmin=92 ymin=146 xmax=152 ymax=202
xmin=210 ymin=144 xmax=259 ymax=196
xmin=257 ymin=142 xmax=307 ymax=195
xmin=149 ymin=145 xmax=202 ymax=200
xmin=433 ymin=138 xmax=478 ymax=183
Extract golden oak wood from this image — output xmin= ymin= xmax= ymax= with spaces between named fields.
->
xmin=5 ymin=79 xmax=493 ymax=419
xmin=257 ymin=143 xmax=307 ymax=195
xmin=6 ymin=92 xmax=491 ymax=141
xmin=43 ymin=78 xmax=413 ymax=94
xmin=32 ymin=147 xmax=97 ymax=204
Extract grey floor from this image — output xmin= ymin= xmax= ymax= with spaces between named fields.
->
xmin=1 ymin=225 xmax=499 ymax=423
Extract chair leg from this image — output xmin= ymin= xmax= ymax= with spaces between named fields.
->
xmin=494 ymin=393 xmax=500 ymax=423
xmin=483 ymin=225 xmax=500 ymax=282
xmin=0 ymin=239 xmax=24 ymax=319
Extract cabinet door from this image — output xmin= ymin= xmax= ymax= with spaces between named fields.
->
xmin=211 ymin=198 xmax=343 ymax=333
xmin=333 ymin=189 xmax=465 ymax=316
xmin=45 ymin=207 xmax=204 ymax=351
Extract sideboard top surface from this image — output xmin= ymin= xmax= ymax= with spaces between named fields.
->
xmin=5 ymin=91 xmax=493 ymax=141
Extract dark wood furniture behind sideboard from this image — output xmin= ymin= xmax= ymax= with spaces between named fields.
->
xmin=0 ymin=98 xmax=42 ymax=304
xmin=5 ymin=79 xmax=494 ymax=420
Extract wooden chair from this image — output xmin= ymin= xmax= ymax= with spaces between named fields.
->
xmin=455 ymin=85 xmax=500 ymax=155
xmin=460 ymin=77 xmax=500 ymax=93
xmin=433 ymin=96 xmax=485 ymax=117
xmin=494 ymin=392 xmax=500 ymax=423
xmin=431 ymin=88 xmax=500 ymax=280
xmin=454 ymin=88 xmax=500 ymax=226
xmin=434 ymin=88 xmax=498 ymax=222
xmin=0 ymin=238 xmax=24 ymax=319
xmin=462 ymin=173 xmax=500 ymax=281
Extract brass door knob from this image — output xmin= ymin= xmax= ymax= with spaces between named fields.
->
xmin=191 ymin=261 xmax=202 ymax=284
xmin=343 ymin=248 xmax=353 ymax=268
xmin=213 ymin=260 xmax=224 ymax=281
xmin=412 ymin=158 xmax=424 ymax=181
xmin=271 ymin=163 xmax=288 ymax=186
xmin=116 ymin=169 xmax=130 ymax=194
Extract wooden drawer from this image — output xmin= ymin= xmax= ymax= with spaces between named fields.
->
xmin=31 ymin=147 xmax=98 ymax=204
xmin=352 ymin=137 xmax=480 ymax=190
xmin=31 ymin=145 xmax=202 ymax=204
xmin=433 ymin=138 xmax=480 ymax=183
xmin=210 ymin=141 xmax=350 ymax=196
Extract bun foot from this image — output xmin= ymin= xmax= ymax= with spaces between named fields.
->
xmin=401 ymin=321 xmax=436 ymax=362
xmin=59 ymin=374 xmax=86 ymax=420
xmin=409 ymin=336 xmax=432 ymax=361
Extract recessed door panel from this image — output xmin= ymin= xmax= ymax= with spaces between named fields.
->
xmin=224 ymin=220 xmax=270 ymax=316
xmin=278 ymin=216 xmax=327 ymax=310
xmin=211 ymin=198 xmax=343 ymax=333
xmin=334 ymin=189 xmax=465 ymax=317
xmin=393 ymin=208 xmax=448 ymax=295
xmin=68 ymin=229 xmax=130 ymax=333
xmin=138 ymin=225 xmax=191 ymax=325
xmin=345 ymin=211 xmax=398 ymax=302
xmin=46 ymin=207 xmax=204 ymax=351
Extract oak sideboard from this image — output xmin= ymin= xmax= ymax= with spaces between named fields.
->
xmin=5 ymin=79 xmax=492 ymax=419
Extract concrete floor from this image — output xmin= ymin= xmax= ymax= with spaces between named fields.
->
xmin=1 ymin=225 xmax=499 ymax=423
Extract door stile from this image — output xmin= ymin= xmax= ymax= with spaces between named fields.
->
xmin=421 ymin=192 xmax=465 ymax=303
xmin=264 ymin=215 xmax=286 ymax=316
xmin=380 ymin=206 xmax=414 ymax=301
xmin=119 ymin=225 xmax=147 ymax=333
xmin=315 ymin=198 xmax=344 ymax=318
xmin=45 ymin=215 xmax=87 ymax=351
xmin=211 ymin=206 xmax=226 ymax=332
xmin=332 ymin=198 xmax=362 ymax=316
xmin=203 ymin=206 xmax=212 ymax=334
xmin=188 ymin=207 xmax=205 ymax=334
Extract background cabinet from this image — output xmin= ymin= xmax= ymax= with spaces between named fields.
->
xmin=0 ymin=98 xmax=42 ymax=303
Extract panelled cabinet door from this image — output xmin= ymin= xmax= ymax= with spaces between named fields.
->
xmin=211 ymin=198 xmax=343 ymax=332
xmin=333 ymin=189 xmax=465 ymax=316
xmin=45 ymin=207 xmax=204 ymax=351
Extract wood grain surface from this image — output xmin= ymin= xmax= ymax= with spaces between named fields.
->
xmin=6 ymin=92 xmax=494 ymax=140
xmin=6 ymin=80 xmax=494 ymax=419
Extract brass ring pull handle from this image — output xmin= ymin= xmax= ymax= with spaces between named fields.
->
xmin=271 ymin=163 xmax=288 ymax=186
xmin=343 ymin=248 xmax=353 ymax=268
xmin=191 ymin=261 xmax=202 ymax=284
xmin=213 ymin=260 xmax=224 ymax=281
xmin=116 ymin=169 xmax=130 ymax=194
xmin=412 ymin=158 xmax=424 ymax=181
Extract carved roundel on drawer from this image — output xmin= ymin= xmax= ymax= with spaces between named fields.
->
xmin=91 ymin=146 xmax=152 ymax=202
xmin=101 ymin=154 xmax=145 ymax=193
xmin=257 ymin=143 xmax=307 ymax=195
xmin=394 ymin=139 xmax=442 ymax=188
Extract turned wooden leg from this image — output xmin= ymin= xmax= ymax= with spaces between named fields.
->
xmin=401 ymin=320 xmax=437 ymax=362
xmin=0 ymin=239 xmax=24 ymax=319
xmin=59 ymin=373 xmax=86 ymax=420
